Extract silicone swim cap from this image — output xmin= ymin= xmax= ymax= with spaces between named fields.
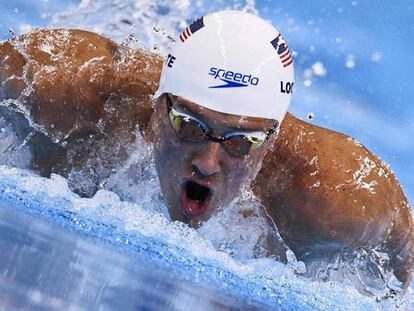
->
xmin=154 ymin=10 xmax=294 ymax=122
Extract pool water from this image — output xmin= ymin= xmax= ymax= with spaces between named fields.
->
xmin=0 ymin=200 xmax=272 ymax=311
xmin=0 ymin=165 xmax=408 ymax=311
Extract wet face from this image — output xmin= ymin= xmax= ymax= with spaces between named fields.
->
xmin=152 ymin=94 xmax=277 ymax=228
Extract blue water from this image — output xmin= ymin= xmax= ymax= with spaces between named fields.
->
xmin=0 ymin=194 xmax=271 ymax=310
xmin=0 ymin=166 xmax=384 ymax=310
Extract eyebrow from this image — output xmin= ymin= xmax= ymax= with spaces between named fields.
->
xmin=173 ymin=99 xmax=271 ymax=133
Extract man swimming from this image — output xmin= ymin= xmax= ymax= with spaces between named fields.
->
xmin=151 ymin=11 xmax=292 ymax=229
xmin=0 ymin=11 xmax=412 ymax=297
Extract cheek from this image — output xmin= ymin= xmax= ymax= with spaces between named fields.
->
xmin=223 ymin=151 xmax=264 ymax=189
xmin=154 ymin=134 xmax=180 ymax=178
xmin=153 ymin=120 xmax=194 ymax=185
xmin=249 ymin=148 xmax=267 ymax=176
xmin=154 ymin=115 xmax=180 ymax=158
xmin=222 ymin=156 xmax=255 ymax=189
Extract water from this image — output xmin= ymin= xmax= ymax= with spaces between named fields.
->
xmin=0 ymin=200 xmax=271 ymax=311
xmin=0 ymin=165 xmax=384 ymax=310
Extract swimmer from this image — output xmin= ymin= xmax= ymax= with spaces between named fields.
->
xmin=0 ymin=11 xmax=412 ymax=296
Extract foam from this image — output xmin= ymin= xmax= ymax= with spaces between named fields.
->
xmin=0 ymin=164 xmax=383 ymax=310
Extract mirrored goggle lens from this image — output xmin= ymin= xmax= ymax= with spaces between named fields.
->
xmin=169 ymin=109 xmax=207 ymax=141
xmin=223 ymin=134 xmax=265 ymax=156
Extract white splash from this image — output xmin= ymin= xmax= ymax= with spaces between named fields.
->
xmin=352 ymin=154 xmax=378 ymax=194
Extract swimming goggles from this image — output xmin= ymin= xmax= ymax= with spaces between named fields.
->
xmin=166 ymin=94 xmax=278 ymax=157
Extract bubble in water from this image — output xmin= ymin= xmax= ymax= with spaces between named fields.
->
xmin=311 ymin=62 xmax=327 ymax=77
xmin=345 ymin=54 xmax=356 ymax=69
xmin=371 ymin=51 xmax=382 ymax=62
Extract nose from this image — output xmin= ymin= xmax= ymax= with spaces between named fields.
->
xmin=191 ymin=142 xmax=221 ymax=177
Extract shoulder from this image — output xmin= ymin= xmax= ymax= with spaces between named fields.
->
xmin=0 ymin=28 xmax=163 ymax=139
xmin=253 ymin=112 xmax=413 ymax=285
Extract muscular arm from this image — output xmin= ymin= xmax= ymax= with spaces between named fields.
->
xmin=0 ymin=29 xmax=162 ymax=180
xmin=1 ymin=29 xmax=412 ymax=287
xmin=253 ymin=114 xmax=413 ymax=287
xmin=0 ymin=28 xmax=162 ymax=138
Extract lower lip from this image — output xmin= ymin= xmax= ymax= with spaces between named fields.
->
xmin=179 ymin=186 xmax=212 ymax=217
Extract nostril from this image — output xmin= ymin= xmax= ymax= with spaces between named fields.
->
xmin=191 ymin=164 xmax=217 ymax=177
xmin=191 ymin=165 xmax=200 ymax=175
xmin=192 ymin=164 xmax=208 ymax=177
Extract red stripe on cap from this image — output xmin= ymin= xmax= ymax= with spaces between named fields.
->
xmin=282 ymin=55 xmax=292 ymax=63
xmin=280 ymin=49 xmax=290 ymax=58
xmin=281 ymin=52 xmax=291 ymax=62
xmin=180 ymin=33 xmax=185 ymax=42
xmin=281 ymin=54 xmax=292 ymax=63
xmin=282 ymin=57 xmax=292 ymax=65
xmin=283 ymin=59 xmax=293 ymax=67
xmin=185 ymin=27 xmax=191 ymax=37
xmin=183 ymin=30 xmax=188 ymax=39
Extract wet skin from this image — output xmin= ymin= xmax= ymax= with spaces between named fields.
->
xmin=152 ymin=94 xmax=276 ymax=228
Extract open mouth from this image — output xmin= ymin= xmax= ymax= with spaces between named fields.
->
xmin=180 ymin=180 xmax=212 ymax=216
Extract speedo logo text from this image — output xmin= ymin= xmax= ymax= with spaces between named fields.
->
xmin=208 ymin=67 xmax=259 ymax=88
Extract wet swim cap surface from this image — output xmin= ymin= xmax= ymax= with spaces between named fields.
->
xmin=155 ymin=10 xmax=294 ymax=122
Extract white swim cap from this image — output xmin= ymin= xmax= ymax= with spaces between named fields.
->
xmin=155 ymin=10 xmax=294 ymax=122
